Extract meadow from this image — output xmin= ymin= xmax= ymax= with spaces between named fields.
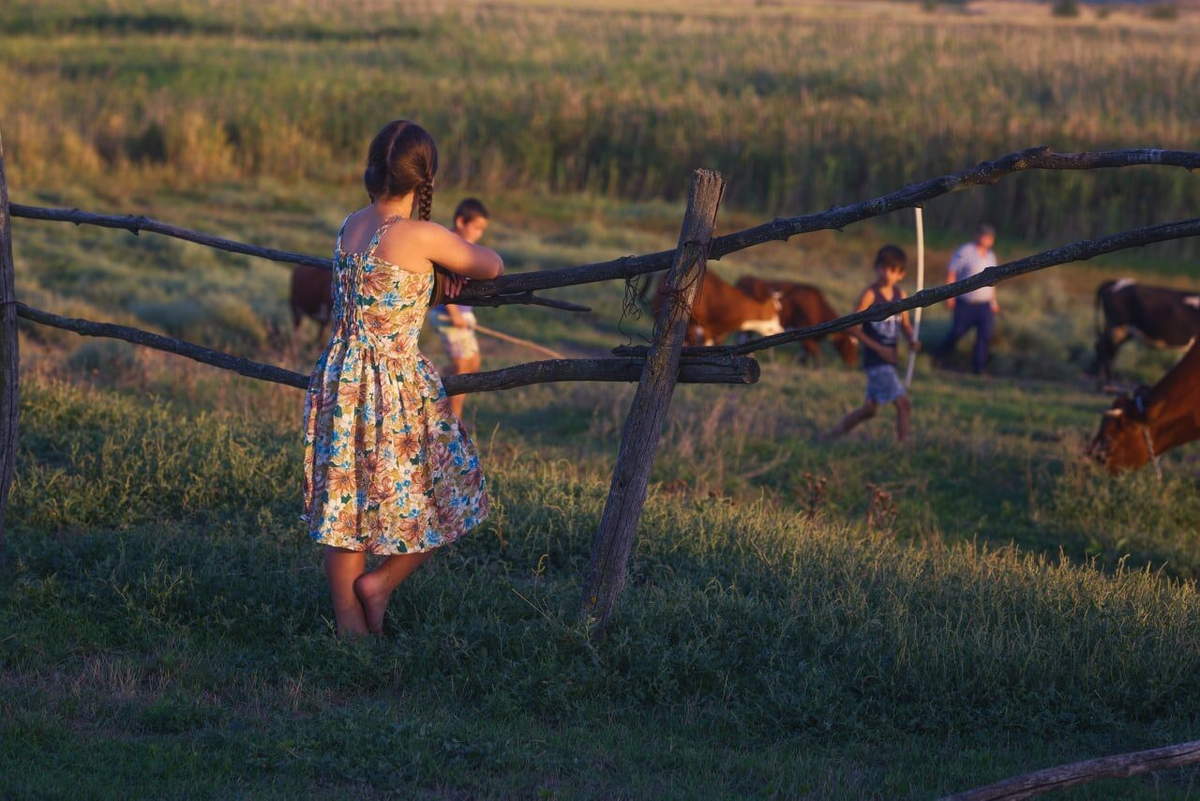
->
xmin=4 ymin=1 xmax=1200 ymax=798
xmin=3 ymin=0 xmax=1200 ymax=252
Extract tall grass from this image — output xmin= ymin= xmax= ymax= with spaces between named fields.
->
xmin=2 ymin=1 xmax=1199 ymax=253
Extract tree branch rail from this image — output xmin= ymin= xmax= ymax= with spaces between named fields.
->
xmin=612 ymin=218 xmax=1200 ymax=359
xmin=11 ymin=148 xmax=1199 ymax=309
xmin=15 ymin=302 xmax=757 ymax=394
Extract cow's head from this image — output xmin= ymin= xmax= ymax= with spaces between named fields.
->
xmin=1087 ymin=386 xmax=1153 ymax=471
xmin=739 ymin=292 xmax=785 ymax=338
xmin=832 ymin=332 xmax=858 ymax=367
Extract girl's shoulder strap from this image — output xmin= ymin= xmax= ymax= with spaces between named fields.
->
xmin=334 ymin=213 xmax=354 ymax=257
xmin=366 ymin=214 xmax=406 ymax=259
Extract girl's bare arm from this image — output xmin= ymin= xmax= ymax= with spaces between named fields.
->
xmin=418 ymin=222 xmax=504 ymax=280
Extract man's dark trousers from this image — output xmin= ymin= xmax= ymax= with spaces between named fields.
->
xmin=936 ymin=301 xmax=994 ymax=374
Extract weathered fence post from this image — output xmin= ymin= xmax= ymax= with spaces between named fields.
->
xmin=579 ymin=168 xmax=725 ymax=632
xmin=0 ymin=132 xmax=18 ymax=556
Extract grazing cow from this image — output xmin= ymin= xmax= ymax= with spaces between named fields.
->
xmin=290 ymin=265 xmax=334 ymax=344
xmin=735 ymin=276 xmax=857 ymax=367
xmin=1088 ymin=342 xmax=1200 ymax=472
xmin=1093 ymin=278 xmax=1200 ymax=383
xmin=652 ymin=272 xmax=784 ymax=346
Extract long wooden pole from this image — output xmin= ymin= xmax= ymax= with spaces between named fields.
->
xmin=454 ymin=147 xmax=1200 ymax=302
xmin=579 ymin=168 xmax=725 ymax=633
xmin=14 ymin=302 xmax=756 ymax=394
xmin=943 ymin=737 xmax=1200 ymax=800
xmin=0 ymin=134 xmax=17 ymax=556
xmin=13 ymin=148 xmax=1200 ymax=307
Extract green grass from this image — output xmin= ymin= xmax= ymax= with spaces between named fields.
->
xmin=4 ymin=372 xmax=1200 ymax=797
xmin=5 ymin=1 xmax=1200 ymax=795
xmin=2 ymin=0 xmax=1199 ymax=255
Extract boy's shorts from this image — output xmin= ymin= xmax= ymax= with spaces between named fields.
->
xmin=864 ymin=364 xmax=906 ymax=405
xmin=437 ymin=325 xmax=480 ymax=361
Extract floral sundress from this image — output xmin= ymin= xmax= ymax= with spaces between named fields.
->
xmin=301 ymin=213 xmax=488 ymax=554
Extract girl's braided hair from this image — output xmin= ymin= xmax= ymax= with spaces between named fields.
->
xmin=363 ymin=120 xmax=438 ymax=219
xmin=363 ymin=120 xmax=448 ymax=302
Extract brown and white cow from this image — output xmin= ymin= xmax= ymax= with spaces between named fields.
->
xmin=735 ymin=276 xmax=857 ymax=367
xmin=652 ymin=272 xmax=784 ymax=346
xmin=1088 ymin=342 xmax=1200 ymax=472
xmin=289 ymin=265 xmax=334 ymax=344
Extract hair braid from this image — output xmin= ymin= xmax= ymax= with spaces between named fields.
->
xmin=417 ymin=181 xmax=433 ymax=222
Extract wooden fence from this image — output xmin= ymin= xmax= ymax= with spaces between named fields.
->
xmin=1 ymin=135 xmax=1200 ymax=796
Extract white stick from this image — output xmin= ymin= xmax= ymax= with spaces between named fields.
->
xmin=904 ymin=206 xmax=925 ymax=388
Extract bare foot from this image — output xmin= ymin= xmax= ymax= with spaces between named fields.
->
xmin=353 ymin=571 xmax=391 ymax=635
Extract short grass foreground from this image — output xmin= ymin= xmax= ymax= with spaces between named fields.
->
xmin=4 ymin=375 xmax=1200 ymax=798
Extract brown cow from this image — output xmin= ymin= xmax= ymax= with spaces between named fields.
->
xmin=652 ymin=272 xmax=783 ymax=345
xmin=1088 ymin=342 xmax=1200 ymax=472
xmin=290 ymin=265 xmax=334 ymax=344
xmin=735 ymin=276 xmax=857 ymax=367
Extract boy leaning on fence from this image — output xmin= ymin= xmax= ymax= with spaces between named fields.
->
xmin=823 ymin=245 xmax=919 ymax=443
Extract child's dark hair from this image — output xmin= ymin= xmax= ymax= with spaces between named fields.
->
xmin=874 ymin=244 xmax=907 ymax=272
xmin=363 ymin=120 xmax=438 ymax=221
xmin=454 ymin=198 xmax=489 ymax=224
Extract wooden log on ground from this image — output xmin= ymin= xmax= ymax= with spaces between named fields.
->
xmin=942 ymin=737 xmax=1200 ymax=800
xmin=0 ymin=134 xmax=17 ymax=556
xmin=579 ymin=168 xmax=725 ymax=634
xmin=612 ymin=217 xmax=1200 ymax=359
xmin=15 ymin=302 xmax=756 ymax=394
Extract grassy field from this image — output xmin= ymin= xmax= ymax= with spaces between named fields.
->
xmin=4 ymin=0 xmax=1200 ymax=797
xmin=2 ymin=0 xmax=1200 ymax=254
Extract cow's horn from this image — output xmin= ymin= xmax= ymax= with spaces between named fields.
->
xmin=1103 ymin=408 xmax=1124 ymax=418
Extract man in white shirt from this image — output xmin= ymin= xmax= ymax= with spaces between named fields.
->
xmin=933 ymin=224 xmax=1000 ymax=375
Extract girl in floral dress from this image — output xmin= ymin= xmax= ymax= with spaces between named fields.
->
xmin=302 ymin=120 xmax=504 ymax=636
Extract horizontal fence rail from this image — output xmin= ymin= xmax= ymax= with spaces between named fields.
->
xmin=5 ymin=204 xmax=588 ymax=312
xmin=454 ymin=147 xmax=1200 ymax=302
xmin=612 ymin=218 xmax=1200 ymax=359
xmin=12 ymin=148 xmax=1200 ymax=310
xmin=15 ymin=302 xmax=757 ymax=394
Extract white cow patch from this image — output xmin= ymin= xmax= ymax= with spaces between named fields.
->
xmin=1110 ymin=278 xmax=1137 ymax=293
xmin=740 ymin=317 xmax=785 ymax=337
xmin=1184 ymin=296 xmax=1200 ymax=310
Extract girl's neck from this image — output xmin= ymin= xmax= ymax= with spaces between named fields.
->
xmin=373 ymin=193 xmax=415 ymax=220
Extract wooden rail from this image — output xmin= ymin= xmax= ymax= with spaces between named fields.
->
xmin=15 ymin=302 xmax=758 ymax=394
xmin=454 ymin=147 xmax=1200 ymax=302
xmin=12 ymin=148 xmax=1200 ymax=309
xmin=612 ymin=218 xmax=1200 ymax=358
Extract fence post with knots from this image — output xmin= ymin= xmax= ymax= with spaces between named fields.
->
xmin=578 ymin=168 xmax=725 ymax=633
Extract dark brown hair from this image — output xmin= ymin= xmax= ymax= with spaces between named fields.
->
xmin=874 ymin=244 xmax=908 ymax=272
xmin=454 ymin=197 xmax=490 ymax=224
xmin=363 ymin=120 xmax=439 ymax=221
